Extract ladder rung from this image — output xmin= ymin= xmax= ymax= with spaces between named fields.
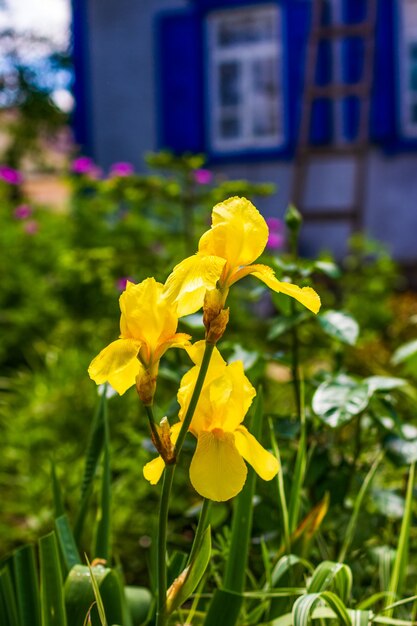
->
xmin=301 ymin=209 xmax=359 ymax=221
xmin=306 ymin=83 xmax=368 ymax=99
xmin=313 ymin=23 xmax=373 ymax=39
xmin=297 ymin=144 xmax=367 ymax=157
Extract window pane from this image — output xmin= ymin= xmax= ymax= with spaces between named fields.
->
xmin=217 ymin=12 xmax=276 ymax=47
xmin=251 ymin=57 xmax=280 ymax=137
xmin=219 ymin=61 xmax=240 ymax=106
xmin=220 ymin=116 xmax=240 ymax=138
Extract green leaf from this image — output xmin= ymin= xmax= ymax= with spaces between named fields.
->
xmin=292 ymin=591 xmax=352 ymax=626
xmin=385 ymin=463 xmax=415 ymax=614
xmin=64 ymin=564 xmax=129 ymax=626
xmin=391 ymin=339 xmax=417 ymax=366
xmin=74 ymin=386 xmax=108 ymax=544
xmin=124 ymin=586 xmax=153 ymax=626
xmin=0 ymin=566 xmax=19 ymax=626
xmin=13 ymin=544 xmax=41 ymax=626
xmin=203 ymin=589 xmax=244 ymax=626
xmin=94 ymin=395 xmax=111 ymax=561
xmin=268 ymin=312 xmax=309 ymax=340
xmin=50 ymin=461 xmax=65 ymax=519
xmin=166 ymin=525 xmax=211 ymax=615
xmin=318 ymin=311 xmax=359 ymax=346
xmin=383 ymin=435 xmax=417 ymax=466
xmin=55 ymin=515 xmax=81 ymax=575
xmin=39 ymin=531 xmax=67 ymax=626
xmin=312 ymin=375 xmax=370 ymax=427
xmin=365 ymin=377 xmax=407 ymax=395
xmin=307 ymin=561 xmax=352 ymax=603
xmin=270 ymin=555 xmax=313 ymax=588
xmin=314 ymin=261 xmax=341 ymax=279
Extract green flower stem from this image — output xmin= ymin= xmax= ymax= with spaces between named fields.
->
xmin=174 ymin=341 xmax=215 ymax=459
xmin=144 ymin=404 xmax=164 ymax=457
xmin=187 ymin=499 xmax=211 ymax=566
xmin=156 ymin=463 xmax=175 ymax=626
xmin=290 ymin=298 xmax=302 ymax=419
xmin=155 ymin=340 xmax=215 ymax=626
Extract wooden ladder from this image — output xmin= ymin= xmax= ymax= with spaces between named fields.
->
xmin=290 ymin=0 xmax=377 ymax=231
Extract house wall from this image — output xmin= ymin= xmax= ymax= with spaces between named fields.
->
xmin=83 ymin=0 xmax=417 ymax=262
xmin=86 ymin=0 xmax=187 ymax=170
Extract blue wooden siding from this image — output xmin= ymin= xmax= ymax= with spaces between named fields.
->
xmin=71 ymin=0 xmax=93 ymax=154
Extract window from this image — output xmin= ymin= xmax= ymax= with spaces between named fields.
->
xmin=399 ymin=0 xmax=417 ymax=136
xmin=207 ymin=5 xmax=283 ymax=153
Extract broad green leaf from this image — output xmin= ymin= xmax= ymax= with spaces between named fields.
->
xmin=166 ymin=525 xmax=211 ymax=615
xmin=39 ymin=531 xmax=67 ymax=626
xmin=308 ymin=561 xmax=352 ymax=603
xmin=65 ymin=564 xmax=129 ymax=626
xmin=365 ymin=377 xmax=407 ymax=394
xmin=383 ymin=435 xmax=417 ymax=466
xmin=55 ymin=515 xmax=81 ymax=575
xmin=203 ymin=589 xmax=244 ymax=626
xmin=292 ymin=590 xmax=351 ymax=626
xmin=0 ymin=566 xmax=19 ymax=626
xmin=312 ymin=375 xmax=369 ymax=427
xmin=391 ymin=339 xmax=417 ymax=366
xmin=318 ymin=311 xmax=359 ymax=346
xmin=314 ymin=261 xmax=341 ymax=279
xmin=13 ymin=544 xmax=41 ymax=626
xmin=124 ymin=586 xmax=153 ymax=626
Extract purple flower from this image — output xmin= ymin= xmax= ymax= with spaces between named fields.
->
xmin=71 ymin=156 xmax=96 ymax=175
xmin=23 ymin=220 xmax=39 ymax=235
xmin=116 ymin=276 xmax=135 ymax=292
xmin=266 ymin=217 xmax=285 ymax=251
xmin=14 ymin=204 xmax=32 ymax=220
xmin=109 ymin=162 xmax=135 ymax=177
xmin=0 ymin=165 xmax=23 ymax=185
xmin=194 ymin=169 xmax=213 ymax=185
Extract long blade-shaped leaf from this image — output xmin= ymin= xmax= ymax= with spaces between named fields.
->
xmin=55 ymin=515 xmax=81 ymax=575
xmin=288 ymin=379 xmax=307 ymax=533
xmin=74 ymin=386 xmax=108 ymax=543
xmin=39 ymin=531 xmax=67 ymax=626
xmin=338 ymin=452 xmax=383 ymax=562
xmin=293 ymin=591 xmax=351 ymax=626
xmin=0 ymin=566 xmax=19 ymax=626
xmin=308 ymin=561 xmax=352 ymax=604
xmin=385 ymin=462 xmax=415 ymax=614
xmin=94 ymin=395 xmax=111 ymax=561
xmin=203 ymin=589 xmax=244 ymax=626
xmin=13 ymin=544 xmax=41 ymax=626
xmin=50 ymin=461 xmax=65 ymax=519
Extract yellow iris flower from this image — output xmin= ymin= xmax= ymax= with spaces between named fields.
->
xmin=88 ymin=278 xmax=190 ymax=397
xmin=144 ymin=341 xmax=279 ymax=501
xmin=165 ymin=196 xmax=321 ymax=318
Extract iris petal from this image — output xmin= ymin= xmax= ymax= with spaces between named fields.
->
xmin=234 ymin=426 xmax=279 ymax=481
xmin=143 ymin=457 xmax=165 ymax=485
xmin=165 ymin=255 xmax=226 ymax=317
xmin=88 ymin=338 xmax=141 ymax=394
xmin=189 ymin=430 xmax=247 ymax=501
xmin=232 ymin=264 xmax=321 ymax=314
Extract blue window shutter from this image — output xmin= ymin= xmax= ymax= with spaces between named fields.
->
xmin=371 ymin=0 xmax=397 ymax=145
xmin=156 ymin=10 xmax=204 ymax=153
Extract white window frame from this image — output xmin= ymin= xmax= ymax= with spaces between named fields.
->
xmin=206 ymin=4 xmax=284 ymax=153
xmin=399 ymin=0 xmax=417 ymax=137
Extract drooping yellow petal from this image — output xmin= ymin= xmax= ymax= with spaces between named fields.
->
xmin=231 ymin=264 xmax=321 ymax=314
xmin=216 ymin=362 xmax=257 ymax=432
xmin=119 ymin=278 xmax=179 ymax=348
xmin=199 ymin=197 xmax=268 ymax=269
xmin=88 ymin=338 xmax=141 ymax=394
xmin=164 ymin=255 xmax=226 ymax=317
xmin=190 ymin=430 xmax=247 ymax=501
xmin=108 ymin=358 xmax=144 ymax=396
xmin=234 ymin=426 xmax=279 ymax=481
xmin=143 ymin=456 xmax=165 ymax=485
xmin=143 ymin=422 xmax=182 ymax=485
xmin=153 ymin=333 xmax=191 ymax=362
